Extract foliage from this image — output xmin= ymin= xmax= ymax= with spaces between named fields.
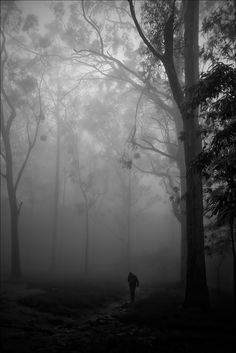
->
xmin=194 ymin=63 xmax=236 ymax=260
xmin=139 ymin=0 xmax=183 ymax=80
xmin=200 ymin=0 xmax=235 ymax=63
xmin=191 ymin=0 xmax=236 ymax=237
xmin=192 ymin=62 xmax=236 ymax=228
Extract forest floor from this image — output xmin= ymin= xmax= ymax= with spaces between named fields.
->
xmin=0 ymin=277 xmax=235 ymax=353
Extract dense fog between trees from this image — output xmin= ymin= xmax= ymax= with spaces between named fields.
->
xmin=0 ymin=0 xmax=234 ymax=295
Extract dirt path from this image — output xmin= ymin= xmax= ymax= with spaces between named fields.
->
xmin=0 ymin=281 xmax=148 ymax=352
xmin=1 ymin=282 xmax=235 ymax=353
xmin=0 ymin=281 xmax=162 ymax=352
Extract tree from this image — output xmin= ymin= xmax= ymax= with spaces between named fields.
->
xmin=1 ymin=2 xmax=45 ymax=279
xmin=67 ymin=129 xmax=105 ymax=275
xmin=190 ymin=0 xmax=236 ymax=308
xmin=191 ymin=62 xmax=236 ymax=308
xmin=128 ymin=0 xmax=209 ymax=308
xmin=73 ymin=0 xmax=188 ymax=284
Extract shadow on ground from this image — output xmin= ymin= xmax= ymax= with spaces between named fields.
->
xmin=0 ymin=278 xmax=235 ymax=353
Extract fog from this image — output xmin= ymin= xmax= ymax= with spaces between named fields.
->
xmin=1 ymin=0 xmax=233 ymax=293
xmin=1 ymin=2 xmax=235 ymax=352
xmin=1 ymin=146 xmax=181 ymax=282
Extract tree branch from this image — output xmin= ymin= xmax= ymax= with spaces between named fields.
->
xmin=73 ymin=49 xmax=174 ymax=116
xmin=131 ymin=138 xmax=176 ymax=161
xmin=163 ymin=0 xmax=176 ymax=58
xmin=128 ymin=0 xmax=163 ymax=61
xmin=1 ymin=29 xmax=17 ymax=135
xmin=81 ymin=0 xmax=104 ymax=54
xmin=14 ymin=73 xmax=44 ymax=191
xmin=128 ymin=0 xmax=184 ymax=112
xmin=74 ymin=48 xmax=144 ymax=83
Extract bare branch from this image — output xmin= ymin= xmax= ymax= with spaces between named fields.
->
xmin=14 ymin=71 xmax=44 ymax=191
xmin=142 ymin=134 xmax=177 ymax=147
xmin=0 ymin=100 xmax=5 ymax=134
xmin=106 ymin=3 xmax=132 ymax=20
xmin=26 ymin=119 xmax=32 ymax=146
xmin=1 ymin=29 xmax=17 ymax=134
xmin=2 ymin=88 xmax=17 ymax=136
xmin=1 ymin=28 xmax=8 ymax=70
xmin=131 ymin=138 xmax=176 ymax=161
xmin=128 ymin=88 xmax=145 ymax=143
xmin=74 ymin=48 xmax=144 ymax=83
xmin=73 ymin=49 xmax=174 ymax=116
xmin=81 ymin=0 xmax=104 ymax=54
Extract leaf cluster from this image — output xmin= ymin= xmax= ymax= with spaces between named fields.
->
xmin=200 ymin=0 xmax=235 ymax=62
xmin=191 ymin=63 xmax=236 ymax=225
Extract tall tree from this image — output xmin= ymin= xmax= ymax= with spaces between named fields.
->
xmin=51 ymin=81 xmax=61 ymax=270
xmin=1 ymin=2 xmax=44 ymax=279
xmin=128 ymin=0 xmax=209 ymax=308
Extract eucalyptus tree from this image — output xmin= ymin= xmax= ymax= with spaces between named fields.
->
xmin=0 ymin=2 xmax=46 ymax=279
xmin=126 ymin=0 xmax=210 ymax=308
xmin=71 ymin=0 xmax=188 ymax=284
xmin=73 ymin=0 xmax=210 ymax=307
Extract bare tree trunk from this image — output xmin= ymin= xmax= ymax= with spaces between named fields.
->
xmin=127 ymin=169 xmax=132 ymax=271
xmin=84 ymin=199 xmax=89 ymax=274
xmin=183 ymin=0 xmax=209 ymax=308
xmin=216 ymin=254 xmax=226 ymax=293
xmin=51 ymin=99 xmax=61 ymax=271
xmin=4 ymin=133 xmax=21 ymax=279
xmin=229 ymin=217 xmax=236 ymax=312
xmin=175 ymin=113 xmax=187 ymax=286
xmin=180 ymin=188 xmax=187 ymax=285
xmin=74 ymin=139 xmax=90 ymax=275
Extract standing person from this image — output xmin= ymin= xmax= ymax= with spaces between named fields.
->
xmin=128 ymin=272 xmax=139 ymax=303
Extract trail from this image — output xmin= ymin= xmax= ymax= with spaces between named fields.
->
xmin=1 ymin=282 xmax=235 ymax=353
xmin=54 ymin=288 xmax=159 ymax=352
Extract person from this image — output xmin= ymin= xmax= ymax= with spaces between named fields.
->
xmin=128 ymin=272 xmax=139 ymax=303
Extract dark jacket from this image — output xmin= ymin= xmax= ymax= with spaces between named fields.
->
xmin=128 ymin=272 xmax=139 ymax=288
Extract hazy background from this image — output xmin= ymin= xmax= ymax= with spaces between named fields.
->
xmin=0 ymin=0 xmax=233 ymax=291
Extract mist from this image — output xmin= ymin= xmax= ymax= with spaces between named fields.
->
xmin=1 ymin=1 xmax=235 ymax=352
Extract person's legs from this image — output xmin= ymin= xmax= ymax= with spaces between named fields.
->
xmin=130 ymin=286 xmax=135 ymax=302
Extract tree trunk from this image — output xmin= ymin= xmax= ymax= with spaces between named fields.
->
xmin=183 ymin=0 xmax=209 ymax=308
xmin=127 ymin=168 xmax=132 ymax=271
xmin=175 ymin=111 xmax=187 ymax=286
xmin=180 ymin=193 xmax=187 ymax=285
xmin=51 ymin=100 xmax=61 ymax=271
xmin=84 ymin=201 xmax=89 ymax=274
xmin=9 ymin=191 xmax=21 ymax=280
xmin=229 ymin=217 xmax=236 ymax=312
xmin=4 ymin=138 xmax=21 ymax=279
xmin=129 ymin=0 xmax=210 ymax=308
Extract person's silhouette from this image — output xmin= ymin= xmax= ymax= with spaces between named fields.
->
xmin=128 ymin=272 xmax=139 ymax=303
